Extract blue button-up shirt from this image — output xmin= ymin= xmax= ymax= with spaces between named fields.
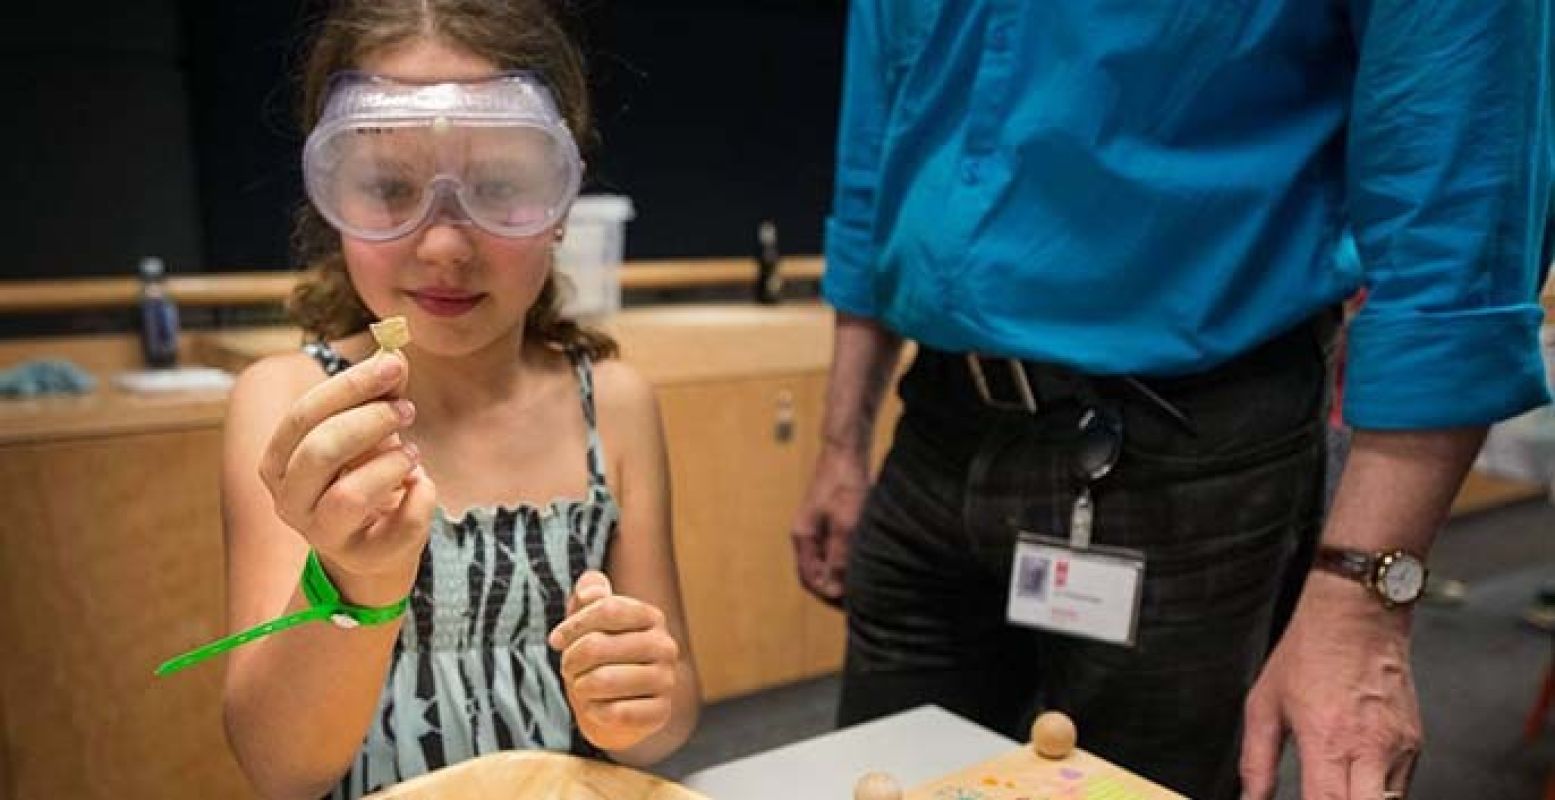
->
xmin=823 ymin=0 xmax=1552 ymax=429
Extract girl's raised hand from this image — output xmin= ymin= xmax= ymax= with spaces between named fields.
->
xmin=257 ymin=350 xmax=436 ymax=605
xmin=549 ymin=571 xmax=680 ymax=752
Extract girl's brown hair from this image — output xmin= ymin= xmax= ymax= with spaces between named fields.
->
xmin=287 ymin=0 xmax=617 ymax=360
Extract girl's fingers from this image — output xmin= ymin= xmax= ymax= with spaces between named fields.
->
xmin=579 ymin=695 xmax=672 ymax=733
xmin=566 ymin=571 xmax=613 ymax=617
xmin=568 ymin=663 xmax=675 ymax=704
xmin=275 ymin=399 xmax=415 ymax=527
xmin=260 ymin=351 xmax=407 ymax=489
xmin=549 ymin=594 xmax=663 ymax=651
xmin=309 ymin=443 xmax=421 ymax=550
xmin=559 ymin=629 xmax=680 ymax=682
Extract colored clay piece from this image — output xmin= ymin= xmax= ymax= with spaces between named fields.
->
xmin=931 ymin=789 xmax=990 ymax=800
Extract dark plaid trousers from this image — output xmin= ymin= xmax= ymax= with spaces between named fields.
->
xmin=838 ymin=319 xmax=1332 ymax=800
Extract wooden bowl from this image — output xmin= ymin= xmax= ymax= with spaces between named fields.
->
xmin=366 ymin=751 xmax=710 ymax=800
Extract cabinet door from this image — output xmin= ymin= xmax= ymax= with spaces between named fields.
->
xmin=0 ymin=429 xmax=253 ymax=800
xmin=656 ymin=373 xmax=846 ymax=701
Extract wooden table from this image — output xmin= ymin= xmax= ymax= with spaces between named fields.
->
xmin=368 ymin=752 xmax=709 ymax=800
xmin=683 ymin=705 xmax=1185 ymax=800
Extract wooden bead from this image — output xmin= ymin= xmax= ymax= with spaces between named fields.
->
xmin=854 ymin=771 xmax=903 ymax=800
xmin=1030 ymin=710 xmax=1077 ymax=760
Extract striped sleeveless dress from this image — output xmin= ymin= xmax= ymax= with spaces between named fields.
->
xmin=302 ymin=342 xmax=619 ymax=799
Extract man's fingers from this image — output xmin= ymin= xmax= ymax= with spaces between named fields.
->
xmin=790 ymin=513 xmax=827 ymax=592
xmin=549 ymin=593 xmax=660 ymax=651
xmin=793 ymin=505 xmax=849 ymax=606
xmin=260 ymin=352 xmax=407 ymax=487
xmin=1387 ymin=747 xmax=1419 ymax=796
xmin=820 ymin=517 xmax=852 ymax=599
xmin=1348 ymin=754 xmax=1390 ymax=800
xmin=1238 ymin=683 xmax=1284 ymax=800
xmin=1296 ymin=737 xmax=1350 ymax=800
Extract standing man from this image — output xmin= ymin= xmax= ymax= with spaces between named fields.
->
xmin=792 ymin=3 xmax=1551 ymax=799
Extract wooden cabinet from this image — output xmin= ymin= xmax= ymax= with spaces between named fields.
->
xmin=659 ymin=373 xmax=845 ymax=701
xmin=0 ymin=428 xmax=253 ymax=800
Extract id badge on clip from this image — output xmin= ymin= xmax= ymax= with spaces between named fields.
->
xmin=1005 ymin=534 xmax=1145 ymax=647
xmin=1004 ymin=403 xmax=1145 ymax=646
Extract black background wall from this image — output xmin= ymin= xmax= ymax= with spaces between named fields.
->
xmin=1 ymin=0 xmax=204 ymax=279
xmin=2 ymin=0 xmax=846 ymax=279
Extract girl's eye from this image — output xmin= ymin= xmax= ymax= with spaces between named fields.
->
xmin=474 ymin=180 xmax=523 ymax=202
xmin=358 ymin=178 xmax=417 ymax=205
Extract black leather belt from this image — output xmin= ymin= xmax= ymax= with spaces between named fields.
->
xmin=936 ymin=311 xmax=1336 ymax=434
xmin=964 ymin=352 xmax=1194 ymax=431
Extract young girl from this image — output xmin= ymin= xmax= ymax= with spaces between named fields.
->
xmin=218 ymin=2 xmax=699 ymax=796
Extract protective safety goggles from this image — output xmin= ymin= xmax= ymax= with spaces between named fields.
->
xmin=303 ymin=72 xmax=582 ymax=241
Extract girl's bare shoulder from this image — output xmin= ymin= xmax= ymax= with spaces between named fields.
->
xmin=228 ymin=349 xmax=333 ymax=411
xmin=588 ymin=357 xmax=657 ymax=423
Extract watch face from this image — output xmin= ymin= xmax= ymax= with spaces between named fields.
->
xmin=1379 ymin=554 xmax=1426 ymax=604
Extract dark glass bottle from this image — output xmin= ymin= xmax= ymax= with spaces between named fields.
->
xmin=137 ymin=256 xmax=180 ymax=369
xmin=754 ymin=220 xmax=783 ymax=305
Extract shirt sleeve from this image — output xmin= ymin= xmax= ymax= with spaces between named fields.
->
xmin=1342 ymin=0 xmax=1553 ymax=430
xmin=821 ymin=0 xmax=889 ymax=319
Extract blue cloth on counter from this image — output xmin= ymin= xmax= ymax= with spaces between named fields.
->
xmin=0 ymin=359 xmax=97 ymax=398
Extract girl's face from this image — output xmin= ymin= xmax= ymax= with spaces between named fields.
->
xmin=342 ymin=38 xmax=561 ymax=358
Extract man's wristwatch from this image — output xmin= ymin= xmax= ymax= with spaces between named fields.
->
xmin=1313 ymin=546 xmax=1429 ymax=608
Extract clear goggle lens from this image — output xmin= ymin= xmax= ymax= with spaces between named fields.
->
xmin=303 ymin=73 xmax=581 ymax=241
xmin=310 ymin=125 xmax=573 ymax=239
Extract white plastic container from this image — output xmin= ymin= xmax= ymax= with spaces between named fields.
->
xmin=555 ymin=195 xmax=635 ymax=318
xmin=1474 ymin=323 xmax=1555 ymax=495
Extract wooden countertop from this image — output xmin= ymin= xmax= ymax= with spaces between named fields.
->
xmin=197 ymin=303 xmax=836 ymax=386
xmin=0 ymin=303 xmax=836 ymax=446
xmin=0 ymin=333 xmax=235 ymax=446
xmin=0 ymin=257 xmax=825 ymax=313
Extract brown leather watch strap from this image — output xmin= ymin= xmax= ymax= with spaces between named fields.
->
xmin=1313 ymin=546 xmax=1374 ymax=584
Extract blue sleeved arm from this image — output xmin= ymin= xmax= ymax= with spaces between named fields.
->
xmin=1343 ymin=0 xmax=1553 ymax=430
xmin=822 ymin=0 xmax=889 ymax=318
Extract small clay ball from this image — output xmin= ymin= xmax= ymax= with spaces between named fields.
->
xmin=1031 ymin=711 xmax=1077 ymax=759
xmin=853 ymin=771 xmax=903 ymax=800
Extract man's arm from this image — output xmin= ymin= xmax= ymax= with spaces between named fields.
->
xmin=792 ymin=314 xmax=903 ymax=604
xmin=792 ymin=0 xmax=905 ymax=604
xmin=1241 ymin=428 xmax=1483 ymax=799
xmin=821 ymin=313 xmax=905 ymax=455
xmin=1241 ymin=1 xmax=1553 ymax=798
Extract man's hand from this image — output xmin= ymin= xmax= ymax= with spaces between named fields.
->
xmin=792 ymin=312 xmax=902 ymax=607
xmin=791 ymin=442 xmax=872 ymax=607
xmin=549 ymin=571 xmax=679 ymax=753
xmin=1241 ymin=574 xmax=1421 ymax=800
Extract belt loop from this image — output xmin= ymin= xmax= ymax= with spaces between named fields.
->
xmin=966 ymin=354 xmax=1039 ymax=413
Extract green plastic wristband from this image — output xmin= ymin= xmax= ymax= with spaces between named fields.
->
xmin=155 ymin=550 xmax=409 ymax=677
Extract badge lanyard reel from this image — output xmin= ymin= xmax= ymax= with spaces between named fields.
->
xmin=1006 ymin=403 xmax=1147 ymax=647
